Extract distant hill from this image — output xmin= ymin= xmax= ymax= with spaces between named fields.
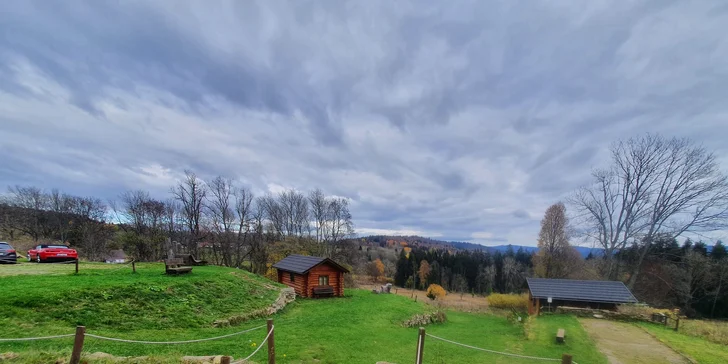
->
xmin=482 ymin=244 xmax=602 ymax=258
xmin=359 ymin=235 xmax=602 ymax=258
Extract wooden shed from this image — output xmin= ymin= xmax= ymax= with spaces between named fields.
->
xmin=526 ymin=278 xmax=638 ymax=315
xmin=272 ymin=255 xmax=349 ymax=298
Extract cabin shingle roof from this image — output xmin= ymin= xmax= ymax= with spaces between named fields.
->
xmin=272 ymin=254 xmax=349 ymax=274
xmin=526 ymin=278 xmax=638 ymax=304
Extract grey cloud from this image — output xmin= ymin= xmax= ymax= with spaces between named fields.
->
xmin=1 ymin=0 xmax=727 ymax=246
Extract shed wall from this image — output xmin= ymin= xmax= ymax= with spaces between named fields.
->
xmin=307 ymin=262 xmax=344 ymax=296
xmin=278 ymin=270 xmax=309 ymax=297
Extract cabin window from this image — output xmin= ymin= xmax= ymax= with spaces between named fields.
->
xmin=289 ymin=272 xmax=295 ymax=282
xmin=319 ymin=275 xmax=329 ymax=286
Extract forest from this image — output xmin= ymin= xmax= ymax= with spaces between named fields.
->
xmin=0 ymin=172 xmax=359 ymax=277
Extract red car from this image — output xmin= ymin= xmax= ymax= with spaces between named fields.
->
xmin=27 ymin=244 xmax=78 ymax=263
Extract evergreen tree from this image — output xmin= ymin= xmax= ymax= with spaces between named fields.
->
xmin=693 ymin=241 xmax=709 ymax=256
xmin=712 ymin=240 xmax=727 ymax=260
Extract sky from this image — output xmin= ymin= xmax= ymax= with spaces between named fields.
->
xmin=1 ymin=1 xmax=728 ymax=247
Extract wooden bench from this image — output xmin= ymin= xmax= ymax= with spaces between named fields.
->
xmin=313 ymin=285 xmax=335 ymax=298
xmin=165 ymin=258 xmax=193 ymax=275
xmin=556 ymin=328 xmax=566 ymax=344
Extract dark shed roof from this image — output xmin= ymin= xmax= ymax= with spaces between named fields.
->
xmin=272 ymin=254 xmax=350 ymax=274
xmin=526 ymin=278 xmax=638 ymax=304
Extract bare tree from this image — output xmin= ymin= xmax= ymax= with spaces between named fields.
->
xmin=70 ymin=196 xmax=108 ymax=260
xmin=6 ymin=185 xmax=48 ymax=241
xmin=328 ymin=197 xmax=354 ymax=245
xmin=309 ymin=188 xmax=328 ymax=243
xmin=475 ymin=264 xmax=496 ymax=295
xmin=570 ymin=134 xmax=728 ymax=284
xmin=451 ymin=274 xmax=469 ymax=298
xmin=113 ymin=190 xmax=167 ymax=260
xmin=206 ymin=176 xmax=235 ymax=265
xmin=171 ymin=170 xmax=207 ymax=255
xmin=278 ymin=189 xmax=309 ymax=237
xmin=502 ymin=257 xmax=525 ymax=293
xmin=48 ymin=189 xmax=74 ymax=243
xmin=233 ymin=186 xmax=255 ymax=267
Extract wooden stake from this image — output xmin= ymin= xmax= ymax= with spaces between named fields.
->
xmin=267 ymin=319 xmax=275 ymax=364
xmin=69 ymin=326 xmax=85 ymax=364
xmin=561 ymin=354 xmax=573 ymax=364
xmin=75 ymin=259 xmax=79 ymax=274
xmin=415 ymin=327 xmax=426 ymax=364
xmin=221 ymin=356 xmax=231 ymax=364
xmin=675 ymin=317 xmax=680 ymax=332
xmin=132 ymin=260 xmax=136 ymax=273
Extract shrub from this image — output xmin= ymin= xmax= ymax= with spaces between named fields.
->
xmin=488 ymin=293 xmax=528 ymax=311
xmin=402 ymin=310 xmax=448 ymax=327
xmin=680 ymin=319 xmax=728 ymax=346
xmin=426 ymin=284 xmax=446 ymax=300
xmin=618 ymin=304 xmax=678 ymax=319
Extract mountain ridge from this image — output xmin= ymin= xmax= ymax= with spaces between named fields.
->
xmin=359 ymin=234 xmax=602 ymax=258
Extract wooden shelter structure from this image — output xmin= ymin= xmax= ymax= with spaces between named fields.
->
xmin=526 ymin=278 xmax=638 ymax=315
xmin=273 ymin=255 xmax=349 ymax=298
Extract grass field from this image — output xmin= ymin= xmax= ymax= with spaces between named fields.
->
xmin=678 ymin=318 xmax=728 ymax=346
xmin=638 ymin=322 xmax=728 ymax=364
xmin=0 ymin=263 xmax=605 ymax=363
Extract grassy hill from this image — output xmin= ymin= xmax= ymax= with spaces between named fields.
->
xmin=0 ymin=263 xmax=283 ymax=331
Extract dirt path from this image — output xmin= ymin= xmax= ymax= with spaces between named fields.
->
xmin=580 ymin=319 xmax=690 ymax=364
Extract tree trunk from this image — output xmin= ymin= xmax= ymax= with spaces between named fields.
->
xmin=711 ymin=273 xmax=723 ymax=318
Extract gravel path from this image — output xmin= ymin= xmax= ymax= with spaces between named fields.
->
xmin=580 ymin=318 xmax=690 ymax=364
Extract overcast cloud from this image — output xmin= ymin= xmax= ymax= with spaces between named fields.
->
xmin=1 ymin=1 xmax=727 ymax=246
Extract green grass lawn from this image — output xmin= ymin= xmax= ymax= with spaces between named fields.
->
xmin=0 ymin=263 xmax=606 ymax=363
xmin=0 ymin=262 xmax=281 ymax=331
xmin=637 ymin=323 xmax=728 ymax=364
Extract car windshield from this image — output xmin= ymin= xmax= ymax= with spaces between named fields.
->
xmin=0 ymin=243 xmax=11 ymax=249
xmin=42 ymin=245 xmax=70 ymax=249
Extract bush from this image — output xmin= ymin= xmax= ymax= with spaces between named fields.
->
xmin=402 ymin=310 xmax=448 ymax=327
xmin=488 ymin=293 xmax=528 ymax=311
xmin=618 ymin=304 xmax=678 ymax=319
xmin=426 ymin=284 xmax=446 ymax=300
xmin=680 ymin=319 xmax=728 ymax=346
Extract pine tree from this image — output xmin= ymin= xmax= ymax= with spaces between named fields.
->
xmin=712 ymin=241 xmax=727 ymax=260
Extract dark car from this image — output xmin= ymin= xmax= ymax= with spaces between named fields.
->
xmin=0 ymin=242 xmax=18 ymax=264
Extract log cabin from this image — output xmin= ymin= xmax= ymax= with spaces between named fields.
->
xmin=272 ymin=255 xmax=349 ymax=298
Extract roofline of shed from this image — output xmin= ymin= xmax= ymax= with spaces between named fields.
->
xmin=530 ymin=296 xmax=638 ymax=304
xmin=273 ymin=257 xmax=350 ymax=274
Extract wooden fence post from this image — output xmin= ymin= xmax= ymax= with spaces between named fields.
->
xmin=267 ymin=319 xmax=275 ymax=364
xmin=132 ymin=260 xmax=136 ymax=273
xmin=69 ymin=326 xmax=86 ymax=364
xmin=415 ymin=327 xmax=426 ymax=364
xmin=674 ymin=317 xmax=680 ymax=332
xmin=561 ymin=354 xmax=572 ymax=364
xmin=75 ymin=259 xmax=79 ymax=274
xmin=221 ymin=356 xmax=231 ymax=364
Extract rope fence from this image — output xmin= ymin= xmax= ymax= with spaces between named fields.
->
xmin=416 ymin=328 xmax=577 ymax=364
xmin=0 ymin=334 xmax=75 ymax=342
xmin=0 ymin=320 xmax=276 ymax=364
xmin=1 ymin=319 xmax=579 ymax=364
xmin=85 ymin=325 xmax=264 ymax=344
xmin=232 ymin=324 xmax=274 ymax=364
